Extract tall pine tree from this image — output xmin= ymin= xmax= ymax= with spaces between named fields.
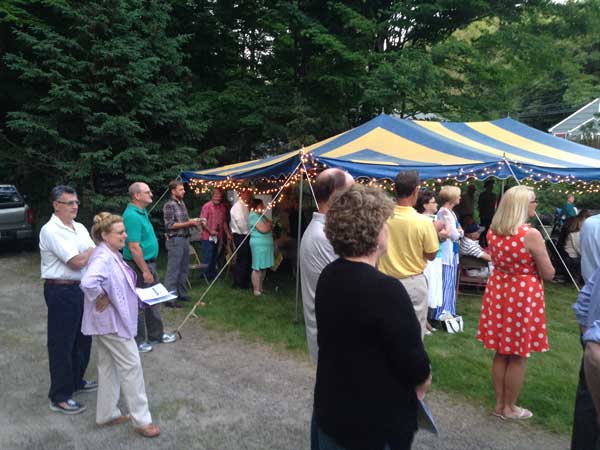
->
xmin=4 ymin=0 xmax=210 ymax=216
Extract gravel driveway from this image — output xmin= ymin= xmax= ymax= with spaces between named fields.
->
xmin=0 ymin=248 xmax=569 ymax=450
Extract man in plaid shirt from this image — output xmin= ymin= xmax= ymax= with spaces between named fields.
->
xmin=163 ymin=180 xmax=200 ymax=307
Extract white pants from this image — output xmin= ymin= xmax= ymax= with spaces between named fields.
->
xmin=95 ymin=334 xmax=152 ymax=427
xmin=424 ymin=257 xmax=443 ymax=309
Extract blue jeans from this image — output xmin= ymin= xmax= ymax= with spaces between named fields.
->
xmin=44 ymin=283 xmax=92 ymax=403
xmin=317 ymin=427 xmax=413 ymax=450
xmin=201 ymin=240 xmax=218 ymax=279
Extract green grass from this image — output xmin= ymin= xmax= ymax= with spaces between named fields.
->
xmin=168 ymin=257 xmax=580 ymax=435
xmin=159 ymin=258 xmax=309 ymax=355
xmin=425 ymin=282 xmax=580 ymax=434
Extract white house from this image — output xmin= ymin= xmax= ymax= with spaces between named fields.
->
xmin=549 ymin=97 xmax=600 ymax=139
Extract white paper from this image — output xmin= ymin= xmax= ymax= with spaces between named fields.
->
xmin=417 ymin=399 xmax=438 ymax=434
xmin=136 ymin=283 xmax=177 ymax=306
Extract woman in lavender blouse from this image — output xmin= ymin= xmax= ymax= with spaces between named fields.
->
xmin=80 ymin=213 xmax=160 ymax=438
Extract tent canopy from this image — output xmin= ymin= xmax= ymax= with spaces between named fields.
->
xmin=181 ymin=114 xmax=600 ymax=183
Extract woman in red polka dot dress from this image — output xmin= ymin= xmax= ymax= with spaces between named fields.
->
xmin=476 ymin=185 xmax=555 ymax=420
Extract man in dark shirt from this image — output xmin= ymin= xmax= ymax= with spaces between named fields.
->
xmin=163 ymin=180 xmax=200 ymax=307
xmin=478 ymin=179 xmax=497 ymax=247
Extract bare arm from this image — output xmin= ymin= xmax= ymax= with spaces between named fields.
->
xmin=524 ymin=228 xmax=555 ymax=281
xmin=415 ymin=372 xmax=432 ymax=400
xmin=66 ymin=247 xmax=94 ymax=270
xmin=127 ymin=242 xmax=153 ymax=284
xmin=424 ymin=251 xmax=437 ymax=261
xmin=199 ymin=219 xmax=214 ymax=235
xmin=479 ymin=251 xmax=492 ymax=262
xmin=434 ymin=220 xmax=450 ymax=241
xmin=169 ymin=220 xmax=198 ymax=230
xmin=444 ymin=209 xmax=462 ymax=241
xmin=585 ymin=342 xmax=600 ymax=425
xmin=254 ymin=218 xmax=272 ymax=234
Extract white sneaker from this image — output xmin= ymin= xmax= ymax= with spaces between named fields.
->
xmin=137 ymin=342 xmax=153 ymax=353
xmin=161 ymin=332 xmax=176 ymax=344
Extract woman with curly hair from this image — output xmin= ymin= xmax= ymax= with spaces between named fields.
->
xmin=80 ymin=213 xmax=160 ymax=437
xmin=313 ymin=184 xmax=432 ymax=450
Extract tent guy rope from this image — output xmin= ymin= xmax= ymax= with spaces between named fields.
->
xmin=503 ymin=157 xmax=581 ymax=292
xmin=173 ymin=162 xmax=304 ymax=337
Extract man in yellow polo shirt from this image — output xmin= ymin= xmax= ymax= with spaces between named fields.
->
xmin=379 ymin=170 xmax=439 ymax=339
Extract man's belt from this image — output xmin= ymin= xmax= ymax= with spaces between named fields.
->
xmin=44 ymin=279 xmax=80 ymax=285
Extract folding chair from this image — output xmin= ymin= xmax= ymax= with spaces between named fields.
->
xmin=187 ymin=243 xmax=209 ymax=288
xmin=457 ymin=255 xmax=489 ymax=294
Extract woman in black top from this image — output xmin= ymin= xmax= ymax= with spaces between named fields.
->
xmin=314 ymin=184 xmax=432 ymax=450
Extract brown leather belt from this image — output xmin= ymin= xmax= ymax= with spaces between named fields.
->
xmin=44 ymin=279 xmax=80 ymax=285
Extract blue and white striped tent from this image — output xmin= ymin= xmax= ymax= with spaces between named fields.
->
xmin=181 ymin=114 xmax=600 ymax=182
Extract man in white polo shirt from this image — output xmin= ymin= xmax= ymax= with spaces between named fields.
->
xmin=39 ymin=185 xmax=96 ymax=415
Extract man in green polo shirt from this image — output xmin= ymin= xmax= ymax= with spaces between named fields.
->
xmin=123 ymin=182 xmax=176 ymax=353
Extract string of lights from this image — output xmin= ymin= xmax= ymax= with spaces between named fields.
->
xmin=187 ymin=154 xmax=600 ymax=199
xmin=188 ymin=151 xmax=323 ymax=210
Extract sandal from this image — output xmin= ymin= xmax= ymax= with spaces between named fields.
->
xmin=134 ymin=423 xmax=161 ymax=438
xmin=491 ymin=412 xmax=505 ymax=420
xmin=504 ymin=407 xmax=533 ymax=420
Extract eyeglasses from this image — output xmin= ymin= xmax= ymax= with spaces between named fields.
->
xmin=530 ymin=200 xmax=538 ymax=204
xmin=56 ymin=200 xmax=80 ymax=206
xmin=140 ymin=190 xmax=152 ymax=195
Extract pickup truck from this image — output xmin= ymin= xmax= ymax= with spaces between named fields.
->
xmin=0 ymin=185 xmax=34 ymax=245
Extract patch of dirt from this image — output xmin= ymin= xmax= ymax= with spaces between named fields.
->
xmin=0 ymin=250 xmax=569 ymax=449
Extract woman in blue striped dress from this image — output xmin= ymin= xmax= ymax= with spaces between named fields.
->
xmin=435 ymin=186 xmax=463 ymax=320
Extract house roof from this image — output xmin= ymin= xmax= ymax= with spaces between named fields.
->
xmin=549 ymin=98 xmax=600 ymax=134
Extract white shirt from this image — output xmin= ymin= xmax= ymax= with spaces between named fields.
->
xmin=39 ymin=214 xmax=95 ymax=280
xmin=436 ymin=207 xmax=463 ymax=265
xmin=564 ymin=231 xmax=581 ymax=259
xmin=581 ymin=214 xmax=600 ymax=282
xmin=299 ymin=212 xmax=337 ymax=363
xmin=229 ymin=200 xmax=249 ymax=235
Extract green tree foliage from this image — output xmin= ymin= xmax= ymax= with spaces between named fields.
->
xmin=453 ymin=0 xmax=600 ymax=126
xmin=2 ymin=0 xmax=210 ymax=218
xmin=2 ymin=0 xmax=600 ymax=217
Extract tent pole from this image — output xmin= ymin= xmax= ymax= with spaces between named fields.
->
xmin=173 ymin=162 xmax=303 ymax=336
xmin=294 ymin=169 xmax=304 ymax=323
